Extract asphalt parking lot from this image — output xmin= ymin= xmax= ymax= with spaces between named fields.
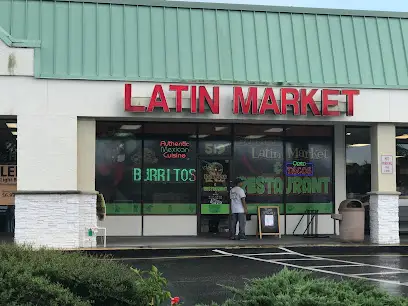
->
xmin=101 ymin=246 xmax=408 ymax=306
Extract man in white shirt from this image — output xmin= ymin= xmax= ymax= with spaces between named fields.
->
xmin=229 ymin=177 xmax=248 ymax=240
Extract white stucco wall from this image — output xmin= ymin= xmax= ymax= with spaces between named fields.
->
xmin=0 ymin=40 xmax=34 ymax=76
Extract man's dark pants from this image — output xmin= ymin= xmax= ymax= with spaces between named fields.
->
xmin=230 ymin=213 xmax=246 ymax=237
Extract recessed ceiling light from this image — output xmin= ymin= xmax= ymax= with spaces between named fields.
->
xmin=214 ymin=126 xmax=228 ymax=132
xmin=190 ymin=135 xmax=209 ymax=138
xmin=115 ymin=132 xmax=133 ymax=137
xmin=11 ymin=131 xmax=17 ymax=136
xmin=346 ymin=132 xmax=351 ymax=136
xmin=6 ymin=123 xmax=16 ymax=129
xmin=396 ymin=134 xmax=408 ymax=139
xmin=120 ymin=125 xmax=141 ymax=130
xmin=264 ymin=128 xmax=283 ymax=133
xmin=245 ymin=135 xmax=265 ymax=139
xmin=348 ymin=144 xmax=370 ymax=147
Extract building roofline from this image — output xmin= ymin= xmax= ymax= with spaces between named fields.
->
xmin=42 ymin=0 xmax=408 ymax=18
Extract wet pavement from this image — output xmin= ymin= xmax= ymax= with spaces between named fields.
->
xmin=107 ymin=246 xmax=408 ymax=306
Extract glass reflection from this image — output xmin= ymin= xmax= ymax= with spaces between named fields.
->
xmin=396 ymin=128 xmax=408 ymax=196
xmin=346 ymin=127 xmax=371 ymax=200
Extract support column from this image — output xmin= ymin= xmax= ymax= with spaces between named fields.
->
xmin=369 ymin=124 xmax=400 ymax=244
xmin=15 ymin=115 xmax=97 ymax=249
xmin=77 ymin=119 xmax=96 ymax=192
xmin=334 ymin=124 xmax=346 ymax=235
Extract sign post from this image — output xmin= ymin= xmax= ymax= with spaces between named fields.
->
xmin=257 ymin=206 xmax=281 ymax=239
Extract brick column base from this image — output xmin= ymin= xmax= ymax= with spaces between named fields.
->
xmin=369 ymin=192 xmax=400 ymax=245
xmin=14 ymin=191 xmax=97 ymax=249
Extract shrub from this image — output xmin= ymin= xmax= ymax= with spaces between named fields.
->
xmin=0 ymin=244 xmax=171 ymax=306
xmin=199 ymin=268 xmax=408 ymax=306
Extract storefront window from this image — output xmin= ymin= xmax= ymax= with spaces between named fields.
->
xmin=95 ymin=123 xmax=336 ymax=221
xmin=396 ymin=128 xmax=408 ymax=196
xmin=233 ymin=125 xmax=284 ymax=214
xmin=0 ymin=120 xmax=17 ymax=233
xmin=346 ymin=127 xmax=371 ymax=200
xmin=95 ymin=124 xmax=142 ymax=215
xmin=285 ymin=140 xmax=333 ymax=214
xmin=143 ymin=123 xmax=197 ymax=215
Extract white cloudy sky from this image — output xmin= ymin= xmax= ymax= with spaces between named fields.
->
xmin=187 ymin=0 xmax=408 ymax=12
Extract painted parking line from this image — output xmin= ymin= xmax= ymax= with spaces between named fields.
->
xmin=213 ymin=248 xmax=408 ymax=287
xmin=277 ymin=247 xmax=408 ymax=273
xmin=311 ymin=264 xmax=365 ymax=268
xmin=353 ymin=271 xmax=408 ymax=276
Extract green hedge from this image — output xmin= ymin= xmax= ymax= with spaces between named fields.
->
xmin=0 ymin=245 xmax=171 ymax=306
xmin=199 ymin=269 xmax=408 ymax=306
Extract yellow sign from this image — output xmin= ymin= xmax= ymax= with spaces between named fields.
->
xmin=0 ymin=165 xmax=16 ymax=205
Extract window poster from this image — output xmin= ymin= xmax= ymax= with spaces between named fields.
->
xmin=0 ymin=165 xmax=16 ymax=205
xmin=285 ymin=141 xmax=333 ymax=214
xmin=200 ymin=160 xmax=230 ymax=214
xmin=233 ymin=139 xmax=284 ymax=214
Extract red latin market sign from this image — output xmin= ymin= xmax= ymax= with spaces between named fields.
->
xmin=124 ymin=84 xmax=359 ymax=117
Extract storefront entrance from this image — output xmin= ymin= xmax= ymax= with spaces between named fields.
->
xmin=198 ymin=159 xmax=231 ymax=235
xmin=96 ymin=122 xmax=335 ymax=237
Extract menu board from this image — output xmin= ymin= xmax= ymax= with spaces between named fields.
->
xmin=257 ymin=206 xmax=281 ymax=239
xmin=200 ymin=160 xmax=230 ymax=214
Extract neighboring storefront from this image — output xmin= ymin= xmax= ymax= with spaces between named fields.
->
xmin=0 ymin=0 xmax=407 ymax=247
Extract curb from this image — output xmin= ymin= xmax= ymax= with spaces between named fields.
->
xmin=69 ymin=243 xmax=407 ymax=252
xmin=66 ymin=244 xmax=408 ymax=258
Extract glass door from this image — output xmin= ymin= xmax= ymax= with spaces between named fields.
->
xmin=198 ymin=159 xmax=231 ymax=235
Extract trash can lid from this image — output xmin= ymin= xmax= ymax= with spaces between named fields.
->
xmin=338 ymin=199 xmax=364 ymax=211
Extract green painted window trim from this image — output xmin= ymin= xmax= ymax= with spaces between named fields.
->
xmin=201 ymin=204 xmax=230 ymax=215
xmin=106 ymin=202 xmax=333 ymax=215
xmin=143 ymin=203 xmax=197 ymax=215
xmin=106 ymin=203 xmax=141 ymax=215
xmin=247 ymin=203 xmax=284 ymax=215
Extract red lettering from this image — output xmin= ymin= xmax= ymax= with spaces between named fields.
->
xmin=191 ymin=86 xmax=197 ymax=113
xmin=233 ymin=87 xmax=258 ymax=114
xmin=342 ymin=89 xmax=359 ymax=116
xmin=199 ymin=86 xmax=219 ymax=114
xmin=259 ymin=88 xmax=280 ymax=114
xmin=169 ymin=85 xmax=188 ymax=112
xmin=124 ymin=84 xmax=146 ymax=112
xmin=281 ymin=88 xmax=300 ymax=115
xmin=147 ymin=85 xmax=170 ymax=112
xmin=300 ymin=89 xmax=320 ymax=116
xmin=322 ymin=89 xmax=340 ymax=116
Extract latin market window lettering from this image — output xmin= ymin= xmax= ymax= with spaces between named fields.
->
xmin=285 ymin=161 xmax=314 ymax=177
xmin=240 ymin=176 xmax=331 ymax=195
xmin=133 ymin=168 xmax=196 ymax=182
xmin=160 ymin=141 xmax=191 ymax=159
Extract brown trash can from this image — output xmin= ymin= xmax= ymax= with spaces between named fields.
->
xmin=331 ymin=199 xmax=365 ymax=242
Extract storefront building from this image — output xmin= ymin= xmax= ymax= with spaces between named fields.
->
xmin=0 ymin=0 xmax=407 ymax=248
